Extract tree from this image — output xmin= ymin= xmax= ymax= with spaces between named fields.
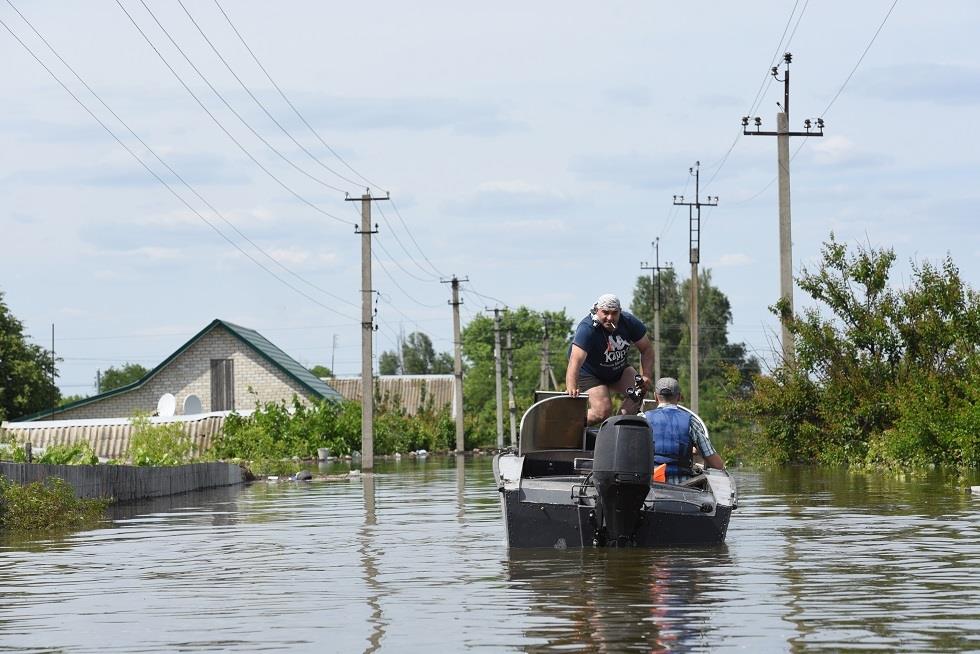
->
xmin=0 ymin=290 xmax=60 ymax=421
xmin=378 ymin=351 xmax=400 ymax=375
xmin=99 ymin=363 xmax=148 ymax=393
xmin=629 ymin=268 xmax=759 ymax=420
xmin=735 ymin=234 xmax=980 ymax=468
xmin=461 ymin=307 xmax=573 ymax=446
xmin=309 ymin=365 xmax=333 ymax=378
xmin=378 ymin=331 xmax=454 ymax=375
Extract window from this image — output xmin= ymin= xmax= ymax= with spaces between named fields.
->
xmin=210 ymin=359 xmax=235 ymax=411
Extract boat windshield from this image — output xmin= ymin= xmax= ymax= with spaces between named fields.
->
xmin=518 ymin=395 xmax=588 ymax=455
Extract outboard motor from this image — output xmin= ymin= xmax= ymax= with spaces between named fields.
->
xmin=591 ymin=415 xmax=654 ymax=546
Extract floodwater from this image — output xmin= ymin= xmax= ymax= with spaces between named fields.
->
xmin=1 ymin=458 xmax=978 ymax=653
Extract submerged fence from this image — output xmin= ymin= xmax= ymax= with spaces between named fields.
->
xmin=0 ymin=413 xmax=239 ymax=460
xmin=0 ymin=461 xmax=245 ymax=502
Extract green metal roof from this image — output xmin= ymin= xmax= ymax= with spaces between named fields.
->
xmin=17 ymin=319 xmax=342 ymax=421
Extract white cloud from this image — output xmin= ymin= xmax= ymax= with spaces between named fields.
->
xmin=712 ymin=253 xmax=753 ymax=268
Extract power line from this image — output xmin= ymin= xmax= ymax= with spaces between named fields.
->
xmin=731 ymin=0 xmax=899 ymax=205
xmin=113 ymin=0 xmax=355 ymax=227
xmin=0 ymin=12 xmax=360 ymax=322
xmin=4 ymin=0 xmax=359 ymax=312
xmin=212 ymin=0 xmax=383 ymax=192
xmin=175 ymin=0 xmax=362 ymax=193
xmin=133 ymin=0 xmax=350 ymax=196
xmin=374 ymin=202 xmax=440 ymax=280
xmin=389 ymin=198 xmax=446 ymax=279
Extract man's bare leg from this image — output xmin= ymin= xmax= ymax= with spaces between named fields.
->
xmin=584 ymin=385 xmax=613 ymax=424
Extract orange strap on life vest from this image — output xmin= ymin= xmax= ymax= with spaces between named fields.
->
xmin=652 ymin=463 xmax=667 ymax=483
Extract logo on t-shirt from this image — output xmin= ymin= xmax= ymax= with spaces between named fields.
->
xmin=603 ymin=335 xmax=631 ymax=365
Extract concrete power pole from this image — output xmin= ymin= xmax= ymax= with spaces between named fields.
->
xmin=742 ymin=52 xmax=825 ymax=365
xmin=539 ymin=317 xmax=558 ymax=391
xmin=505 ymin=326 xmax=517 ymax=447
xmin=488 ymin=307 xmax=505 ymax=449
xmin=345 ymin=189 xmax=388 ymax=471
xmin=442 ymin=275 xmax=468 ymax=453
xmin=640 ymin=238 xmax=672 ymax=382
xmin=673 ymin=162 xmax=718 ymax=413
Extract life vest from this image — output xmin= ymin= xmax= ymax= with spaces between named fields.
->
xmin=644 ymin=406 xmax=695 ymax=477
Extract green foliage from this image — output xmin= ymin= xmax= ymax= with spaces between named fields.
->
xmin=0 ymin=289 xmax=60 ymax=421
xmin=129 ymin=415 xmax=193 ymax=466
xmin=99 ymin=363 xmax=148 ymax=392
xmin=309 ymin=365 xmax=332 ymax=378
xmin=732 ymin=234 xmax=980 ymax=469
xmin=629 ymin=269 xmax=760 ymax=428
xmin=212 ymin=391 xmax=454 ymax=466
xmin=379 ymin=331 xmax=455 ymax=375
xmin=36 ymin=441 xmax=98 ymax=466
xmin=59 ymin=394 xmax=89 ymax=406
xmin=0 ymin=476 xmax=107 ymax=533
xmin=461 ymin=307 xmax=573 ymax=448
xmin=379 ymin=351 xmax=400 ymax=375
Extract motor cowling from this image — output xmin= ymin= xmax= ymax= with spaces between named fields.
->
xmin=591 ymin=414 xmax=654 ymax=546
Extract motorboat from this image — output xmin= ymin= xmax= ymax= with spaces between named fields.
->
xmin=492 ymin=395 xmax=737 ymax=548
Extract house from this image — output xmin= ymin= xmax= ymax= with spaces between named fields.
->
xmin=19 ymin=319 xmax=342 ymax=421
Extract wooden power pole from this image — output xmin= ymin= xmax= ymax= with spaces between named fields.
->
xmin=640 ymin=238 xmax=672 ymax=382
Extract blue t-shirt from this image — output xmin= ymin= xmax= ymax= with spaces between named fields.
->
xmin=569 ymin=311 xmax=647 ymax=382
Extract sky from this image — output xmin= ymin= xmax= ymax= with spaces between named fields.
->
xmin=2 ymin=1 xmax=979 ymax=397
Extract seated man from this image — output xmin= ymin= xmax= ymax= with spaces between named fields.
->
xmin=565 ymin=293 xmax=654 ymax=424
xmin=643 ymin=377 xmax=725 ymax=483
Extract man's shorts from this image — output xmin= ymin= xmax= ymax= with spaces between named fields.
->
xmin=577 ymin=371 xmax=616 ymax=392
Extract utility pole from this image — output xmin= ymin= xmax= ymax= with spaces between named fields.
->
xmin=345 ymin=189 xmax=388 ymax=471
xmin=505 ymin=325 xmax=517 ymax=447
xmin=441 ymin=275 xmax=468 ymax=453
xmin=640 ymin=238 xmax=672 ymax=382
xmin=742 ymin=52 xmax=824 ymax=365
xmin=487 ymin=307 xmax=505 ymax=449
xmin=673 ymin=162 xmax=718 ymax=413
xmin=330 ymin=334 xmax=337 ymax=375
xmin=539 ymin=317 xmax=558 ymax=391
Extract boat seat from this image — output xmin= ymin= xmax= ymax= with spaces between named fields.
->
xmin=679 ymin=474 xmax=709 ymax=490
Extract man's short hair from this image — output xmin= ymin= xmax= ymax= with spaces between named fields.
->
xmin=655 ymin=377 xmax=680 ymax=398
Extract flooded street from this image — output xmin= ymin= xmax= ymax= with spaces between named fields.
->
xmin=1 ymin=458 xmax=978 ymax=652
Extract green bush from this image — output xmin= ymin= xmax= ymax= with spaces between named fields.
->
xmin=36 ymin=441 xmax=98 ymax=466
xmin=0 ymin=476 xmax=107 ymax=533
xmin=129 ymin=415 xmax=193 ymax=466
xmin=211 ymin=393 xmax=454 ymax=463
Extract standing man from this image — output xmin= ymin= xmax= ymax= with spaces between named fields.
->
xmin=643 ymin=377 xmax=725 ymax=483
xmin=566 ymin=293 xmax=655 ymax=424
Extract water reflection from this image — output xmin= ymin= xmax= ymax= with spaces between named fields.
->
xmin=358 ymin=473 xmax=386 ymax=653
xmin=507 ymin=546 xmax=731 ymax=653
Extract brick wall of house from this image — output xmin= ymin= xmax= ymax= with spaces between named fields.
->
xmin=50 ymin=326 xmax=314 ymax=420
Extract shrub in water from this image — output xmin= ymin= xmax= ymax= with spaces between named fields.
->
xmin=0 ymin=476 xmax=108 ymax=533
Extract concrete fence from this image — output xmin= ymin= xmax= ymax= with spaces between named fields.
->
xmin=0 ymin=461 xmax=245 ymax=502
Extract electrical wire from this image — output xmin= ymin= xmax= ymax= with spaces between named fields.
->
xmin=0 ymin=13 xmax=361 ymax=322
xmin=4 ymin=0 xmax=359 ymax=311
xmin=175 ymin=0 xmax=362 ymax=193
xmin=729 ymin=0 xmax=899 ymax=206
xmin=113 ymin=0 xmax=355 ymax=227
xmin=212 ymin=1 xmax=447 ymax=283
xmin=371 ymin=252 xmax=443 ymax=309
xmin=374 ymin=202 xmax=440 ymax=280
xmin=135 ymin=0 xmax=351 ymax=195
xmin=212 ymin=0 xmax=383 ymax=192
xmin=702 ymin=0 xmax=808 ymax=191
